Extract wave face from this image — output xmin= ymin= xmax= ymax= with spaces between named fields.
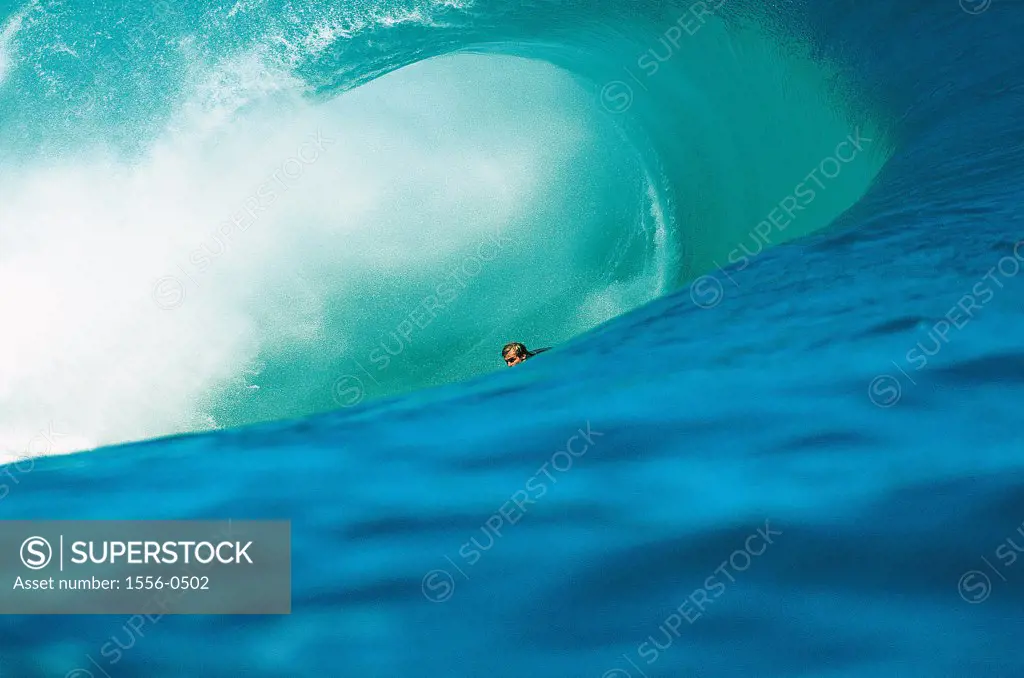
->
xmin=4 ymin=0 xmax=1024 ymax=675
xmin=0 ymin=0 xmax=887 ymax=456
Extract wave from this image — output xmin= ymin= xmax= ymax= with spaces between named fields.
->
xmin=0 ymin=0 xmax=889 ymax=459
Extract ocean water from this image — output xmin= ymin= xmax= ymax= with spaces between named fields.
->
xmin=1 ymin=0 xmax=1023 ymax=675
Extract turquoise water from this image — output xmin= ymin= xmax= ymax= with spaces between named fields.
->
xmin=0 ymin=0 xmax=887 ymax=446
xmin=2 ymin=0 xmax=1024 ymax=675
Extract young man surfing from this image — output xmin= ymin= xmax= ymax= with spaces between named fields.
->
xmin=501 ymin=342 xmax=550 ymax=367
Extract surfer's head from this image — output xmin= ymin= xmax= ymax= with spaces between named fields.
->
xmin=502 ymin=342 xmax=531 ymax=367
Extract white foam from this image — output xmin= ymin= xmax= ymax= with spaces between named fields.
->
xmin=0 ymin=2 xmax=35 ymax=86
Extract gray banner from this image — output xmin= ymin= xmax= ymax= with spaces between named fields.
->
xmin=0 ymin=520 xmax=290 ymax=614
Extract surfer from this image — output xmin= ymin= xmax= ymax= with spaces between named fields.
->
xmin=502 ymin=342 xmax=550 ymax=367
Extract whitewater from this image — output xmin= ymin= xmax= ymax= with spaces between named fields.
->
xmin=2 ymin=0 xmax=1024 ymax=675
